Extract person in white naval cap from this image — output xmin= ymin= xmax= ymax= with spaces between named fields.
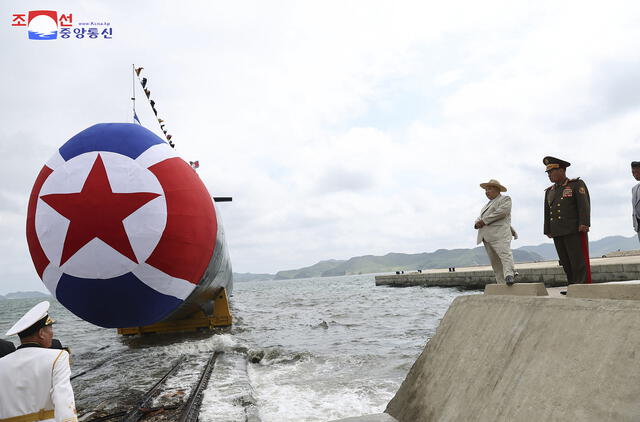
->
xmin=0 ymin=301 xmax=77 ymax=422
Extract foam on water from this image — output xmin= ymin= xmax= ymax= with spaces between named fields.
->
xmin=251 ymin=362 xmax=393 ymax=422
xmin=200 ymin=353 xmax=258 ymax=422
xmin=0 ymin=275 xmax=473 ymax=420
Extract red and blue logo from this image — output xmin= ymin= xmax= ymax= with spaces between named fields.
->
xmin=27 ymin=10 xmax=58 ymax=40
xmin=26 ymin=123 xmax=217 ymax=328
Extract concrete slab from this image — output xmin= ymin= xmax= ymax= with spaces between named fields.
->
xmin=568 ymin=281 xmax=640 ymax=300
xmin=546 ymin=286 xmax=567 ymax=298
xmin=484 ymin=283 xmax=548 ymax=296
xmin=327 ymin=414 xmax=398 ymax=422
xmin=386 ymin=295 xmax=640 ymax=421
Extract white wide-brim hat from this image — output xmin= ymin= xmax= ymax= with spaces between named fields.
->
xmin=479 ymin=179 xmax=507 ymax=192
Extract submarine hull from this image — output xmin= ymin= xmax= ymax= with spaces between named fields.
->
xmin=164 ymin=202 xmax=233 ymax=322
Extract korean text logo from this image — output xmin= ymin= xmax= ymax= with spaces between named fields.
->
xmin=11 ymin=10 xmax=113 ymax=40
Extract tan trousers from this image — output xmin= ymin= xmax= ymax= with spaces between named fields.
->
xmin=483 ymin=239 xmax=515 ymax=284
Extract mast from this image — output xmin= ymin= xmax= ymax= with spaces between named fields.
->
xmin=131 ymin=64 xmax=136 ymax=123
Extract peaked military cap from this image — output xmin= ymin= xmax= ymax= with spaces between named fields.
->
xmin=6 ymin=301 xmax=55 ymax=338
xmin=543 ymin=156 xmax=571 ymax=172
xmin=631 ymin=161 xmax=640 ymax=168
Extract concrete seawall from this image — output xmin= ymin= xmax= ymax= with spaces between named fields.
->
xmin=375 ymin=255 xmax=640 ymax=288
xmin=384 ymin=293 xmax=640 ymax=422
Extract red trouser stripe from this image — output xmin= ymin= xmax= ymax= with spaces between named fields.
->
xmin=580 ymin=232 xmax=592 ymax=284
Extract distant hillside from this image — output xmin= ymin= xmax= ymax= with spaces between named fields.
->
xmin=274 ymin=248 xmax=543 ymax=280
xmin=233 ymin=272 xmax=275 ymax=282
xmin=0 ymin=295 xmax=6 ymax=301
xmin=275 ymin=259 xmax=345 ymax=280
xmin=517 ymin=235 xmax=639 ymax=260
xmin=5 ymin=291 xmax=50 ymax=299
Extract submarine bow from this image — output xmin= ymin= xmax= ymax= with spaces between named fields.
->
xmin=26 ymin=123 xmax=232 ymax=328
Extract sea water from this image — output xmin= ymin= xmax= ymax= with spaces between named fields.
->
xmin=0 ymin=275 xmax=475 ymax=422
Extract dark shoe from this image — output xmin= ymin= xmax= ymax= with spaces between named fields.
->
xmin=560 ymin=291 xmax=567 ymax=296
xmin=505 ymin=275 xmax=514 ymax=286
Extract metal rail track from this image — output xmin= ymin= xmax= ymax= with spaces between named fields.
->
xmin=177 ymin=351 xmax=221 ymax=422
xmin=120 ymin=355 xmax=187 ymax=422
xmin=83 ymin=351 xmax=223 ymax=422
xmin=71 ymin=357 xmax=111 ymax=381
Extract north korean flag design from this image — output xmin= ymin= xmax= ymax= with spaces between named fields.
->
xmin=26 ymin=123 xmax=217 ymax=328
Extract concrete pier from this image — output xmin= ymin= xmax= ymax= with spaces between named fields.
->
xmin=374 ymin=255 xmax=640 ymax=289
xmin=385 ymin=293 xmax=640 ymax=421
xmin=327 ymin=414 xmax=398 ymax=422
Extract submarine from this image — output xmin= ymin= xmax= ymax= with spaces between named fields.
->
xmin=25 ymin=123 xmax=233 ymax=333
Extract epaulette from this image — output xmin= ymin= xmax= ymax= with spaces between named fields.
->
xmin=545 ymin=184 xmax=554 ymax=191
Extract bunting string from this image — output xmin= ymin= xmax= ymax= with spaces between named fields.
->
xmin=133 ymin=66 xmax=176 ymax=149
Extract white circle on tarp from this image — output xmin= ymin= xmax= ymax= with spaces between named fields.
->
xmin=35 ymin=151 xmax=167 ymax=279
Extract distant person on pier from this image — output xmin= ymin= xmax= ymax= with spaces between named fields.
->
xmin=631 ymin=161 xmax=640 ymax=242
xmin=543 ymin=156 xmax=591 ymax=285
xmin=0 ymin=338 xmax=15 ymax=358
xmin=0 ymin=301 xmax=77 ymax=422
xmin=474 ymin=179 xmax=516 ymax=285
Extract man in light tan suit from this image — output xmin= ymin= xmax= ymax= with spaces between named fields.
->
xmin=474 ymin=179 xmax=516 ymax=285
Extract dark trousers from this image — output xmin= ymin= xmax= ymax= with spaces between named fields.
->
xmin=553 ymin=233 xmax=588 ymax=284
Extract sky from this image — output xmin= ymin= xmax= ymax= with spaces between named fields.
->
xmin=2 ymin=0 xmax=640 ymax=294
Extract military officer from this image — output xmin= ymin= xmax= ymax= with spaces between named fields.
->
xmin=543 ymin=156 xmax=591 ymax=285
xmin=0 ymin=301 xmax=77 ymax=422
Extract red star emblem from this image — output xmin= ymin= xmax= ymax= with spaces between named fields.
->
xmin=40 ymin=154 xmax=161 ymax=266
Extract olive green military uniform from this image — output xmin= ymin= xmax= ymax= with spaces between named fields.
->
xmin=544 ymin=177 xmax=590 ymax=284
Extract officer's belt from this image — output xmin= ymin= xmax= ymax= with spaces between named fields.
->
xmin=0 ymin=409 xmax=54 ymax=422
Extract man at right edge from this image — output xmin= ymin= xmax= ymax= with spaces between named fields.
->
xmin=543 ymin=156 xmax=591 ymax=287
xmin=631 ymin=161 xmax=640 ymax=243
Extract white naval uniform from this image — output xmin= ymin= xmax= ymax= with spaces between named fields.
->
xmin=0 ymin=346 xmax=77 ymax=422
xmin=476 ymin=194 xmax=515 ymax=284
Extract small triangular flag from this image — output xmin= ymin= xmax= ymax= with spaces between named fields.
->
xmin=141 ymin=78 xmax=147 ymax=88
xmin=135 ymin=67 xmax=143 ymax=76
xmin=133 ymin=111 xmax=141 ymax=125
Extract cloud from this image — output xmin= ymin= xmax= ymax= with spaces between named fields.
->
xmin=314 ymin=167 xmax=374 ymax=193
xmin=3 ymin=0 xmax=640 ymax=294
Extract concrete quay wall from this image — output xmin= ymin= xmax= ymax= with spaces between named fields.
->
xmin=374 ymin=256 xmax=640 ymax=289
xmin=385 ymin=294 xmax=640 ymax=422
